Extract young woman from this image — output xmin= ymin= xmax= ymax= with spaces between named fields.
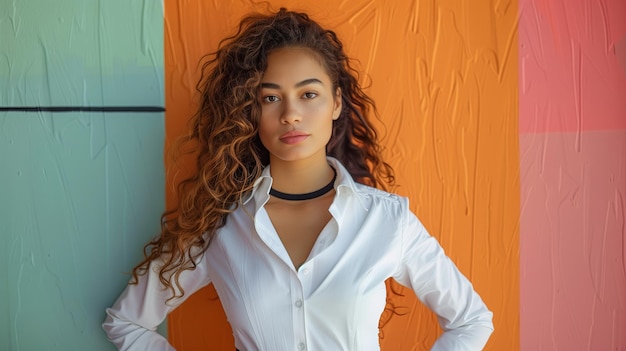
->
xmin=103 ymin=8 xmax=493 ymax=351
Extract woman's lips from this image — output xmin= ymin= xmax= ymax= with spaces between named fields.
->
xmin=279 ymin=131 xmax=309 ymax=144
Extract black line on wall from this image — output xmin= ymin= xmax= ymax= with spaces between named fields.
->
xmin=0 ymin=106 xmax=166 ymax=113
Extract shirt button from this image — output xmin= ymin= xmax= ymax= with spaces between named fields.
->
xmin=298 ymin=342 xmax=306 ymax=350
xmin=318 ymin=239 xmax=326 ymax=245
xmin=295 ymin=300 xmax=303 ymax=308
xmin=302 ymin=268 xmax=310 ymax=275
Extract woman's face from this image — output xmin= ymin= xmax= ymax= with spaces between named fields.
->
xmin=258 ymin=46 xmax=342 ymax=166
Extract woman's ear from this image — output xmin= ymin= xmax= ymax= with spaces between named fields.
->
xmin=332 ymin=88 xmax=342 ymax=120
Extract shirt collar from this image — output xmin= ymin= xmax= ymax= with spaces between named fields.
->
xmin=242 ymin=157 xmax=364 ymax=211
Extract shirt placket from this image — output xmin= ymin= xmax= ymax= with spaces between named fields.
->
xmin=292 ymin=263 xmax=313 ymax=351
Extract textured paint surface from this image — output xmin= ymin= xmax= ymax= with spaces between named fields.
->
xmin=0 ymin=0 xmax=163 ymax=107
xmin=519 ymin=131 xmax=626 ymax=350
xmin=519 ymin=0 xmax=626 ymax=350
xmin=0 ymin=1 xmax=165 ymax=350
xmin=519 ymin=0 xmax=626 ymax=134
xmin=0 ymin=113 xmax=165 ymax=350
xmin=164 ymin=1 xmax=520 ymax=350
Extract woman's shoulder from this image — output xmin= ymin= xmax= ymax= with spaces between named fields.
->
xmin=351 ymin=182 xmax=408 ymax=207
xmin=329 ymin=157 xmax=409 ymax=208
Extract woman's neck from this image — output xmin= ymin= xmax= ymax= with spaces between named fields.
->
xmin=269 ymin=156 xmax=335 ymax=195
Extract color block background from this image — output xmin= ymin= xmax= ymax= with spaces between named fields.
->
xmin=0 ymin=0 xmax=624 ymax=350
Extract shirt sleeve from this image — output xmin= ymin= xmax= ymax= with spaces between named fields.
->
xmin=392 ymin=198 xmax=494 ymax=351
xmin=102 ymin=251 xmax=212 ymax=351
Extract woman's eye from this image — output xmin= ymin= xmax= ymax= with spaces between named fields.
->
xmin=262 ymin=95 xmax=280 ymax=103
xmin=303 ymin=92 xmax=317 ymax=99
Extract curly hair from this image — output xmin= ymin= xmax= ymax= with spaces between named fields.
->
xmin=131 ymin=8 xmax=395 ymax=300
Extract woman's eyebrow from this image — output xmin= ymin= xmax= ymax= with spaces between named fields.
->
xmin=260 ymin=78 xmax=324 ymax=90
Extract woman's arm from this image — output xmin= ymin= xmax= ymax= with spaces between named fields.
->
xmin=102 ymin=253 xmax=212 ymax=351
xmin=393 ymin=200 xmax=494 ymax=351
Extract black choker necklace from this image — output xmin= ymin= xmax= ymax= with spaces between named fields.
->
xmin=270 ymin=167 xmax=337 ymax=201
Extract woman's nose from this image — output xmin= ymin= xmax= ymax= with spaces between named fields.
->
xmin=280 ymin=99 xmax=302 ymax=124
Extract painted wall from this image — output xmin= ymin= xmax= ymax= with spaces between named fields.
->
xmin=519 ymin=0 xmax=626 ymax=349
xmin=164 ymin=1 xmax=520 ymax=350
xmin=0 ymin=1 xmax=164 ymax=350
xmin=2 ymin=0 xmax=623 ymax=350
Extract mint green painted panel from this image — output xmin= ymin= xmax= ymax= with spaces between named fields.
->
xmin=0 ymin=0 xmax=164 ymax=106
xmin=0 ymin=112 xmax=166 ymax=350
xmin=0 ymin=0 xmax=166 ymax=349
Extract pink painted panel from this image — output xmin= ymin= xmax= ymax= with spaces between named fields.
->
xmin=519 ymin=0 xmax=626 ymax=134
xmin=519 ymin=0 xmax=626 ymax=349
xmin=519 ymin=130 xmax=626 ymax=350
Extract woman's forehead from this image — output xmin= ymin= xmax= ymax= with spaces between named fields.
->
xmin=262 ymin=47 xmax=330 ymax=82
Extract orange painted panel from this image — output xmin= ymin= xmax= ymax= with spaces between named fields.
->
xmin=164 ymin=1 xmax=519 ymax=350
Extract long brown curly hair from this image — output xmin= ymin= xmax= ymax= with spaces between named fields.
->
xmin=132 ymin=8 xmax=395 ymax=300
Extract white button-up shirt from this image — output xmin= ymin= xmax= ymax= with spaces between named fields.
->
xmin=103 ymin=158 xmax=493 ymax=350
